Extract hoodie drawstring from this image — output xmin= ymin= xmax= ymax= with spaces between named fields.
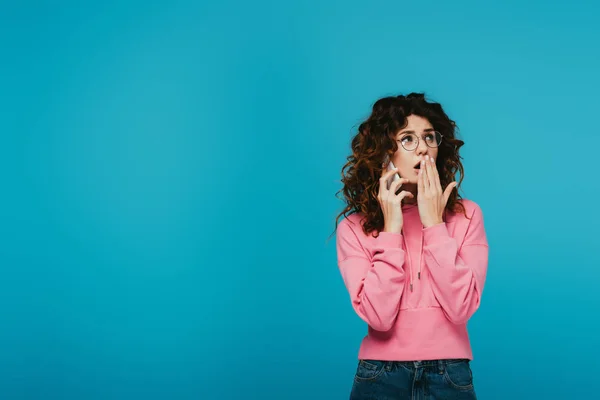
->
xmin=403 ymin=224 xmax=424 ymax=292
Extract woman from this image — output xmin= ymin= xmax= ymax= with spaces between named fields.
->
xmin=334 ymin=93 xmax=488 ymax=399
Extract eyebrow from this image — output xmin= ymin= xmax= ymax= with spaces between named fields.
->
xmin=399 ymin=128 xmax=435 ymax=135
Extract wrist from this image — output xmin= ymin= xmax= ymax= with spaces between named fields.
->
xmin=383 ymin=225 xmax=403 ymax=234
xmin=422 ymin=220 xmax=443 ymax=229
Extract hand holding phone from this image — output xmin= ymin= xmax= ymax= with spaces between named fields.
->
xmin=379 ymin=155 xmax=414 ymax=233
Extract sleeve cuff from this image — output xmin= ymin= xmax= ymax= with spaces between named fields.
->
xmin=422 ymin=222 xmax=450 ymax=243
xmin=375 ymin=231 xmax=405 ymax=249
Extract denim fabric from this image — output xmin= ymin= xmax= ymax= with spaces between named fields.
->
xmin=349 ymin=358 xmax=477 ymax=400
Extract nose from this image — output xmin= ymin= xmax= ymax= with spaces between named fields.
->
xmin=415 ymin=137 xmax=429 ymax=156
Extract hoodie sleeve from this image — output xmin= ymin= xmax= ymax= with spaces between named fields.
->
xmin=422 ymin=203 xmax=489 ymax=324
xmin=336 ymin=218 xmax=407 ymax=331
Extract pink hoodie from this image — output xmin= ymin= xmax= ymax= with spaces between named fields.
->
xmin=336 ymin=199 xmax=488 ymax=361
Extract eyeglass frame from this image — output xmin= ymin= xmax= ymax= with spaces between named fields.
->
xmin=396 ymin=130 xmax=444 ymax=151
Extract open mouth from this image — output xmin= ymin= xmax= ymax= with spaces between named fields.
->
xmin=414 ymin=161 xmax=421 ymax=170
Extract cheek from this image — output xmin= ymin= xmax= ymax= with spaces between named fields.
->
xmin=393 ymin=158 xmax=418 ymax=180
xmin=392 ymin=151 xmax=410 ymax=167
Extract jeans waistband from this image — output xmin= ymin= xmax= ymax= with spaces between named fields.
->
xmin=362 ymin=358 xmax=469 ymax=370
xmin=397 ymin=358 xmax=468 ymax=367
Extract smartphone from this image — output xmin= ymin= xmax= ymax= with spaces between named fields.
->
xmin=383 ymin=155 xmax=401 ymax=190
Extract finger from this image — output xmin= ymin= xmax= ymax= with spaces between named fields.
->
xmin=389 ymin=177 xmax=409 ymax=197
xmin=430 ymin=156 xmax=442 ymax=193
xmin=380 ymin=167 xmax=400 ymax=180
xmin=417 ymin=162 xmax=424 ymax=194
xmin=379 ymin=167 xmax=399 ymax=193
xmin=421 ymin=159 xmax=430 ymax=191
xmin=425 ymin=156 xmax=436 ymax=192
xmin=396 ymin=190 xmax=415 ymax=201
xmin=443 ymin=182 xmax=457 ymax=205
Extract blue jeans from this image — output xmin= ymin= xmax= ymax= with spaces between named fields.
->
xmin=349 ymin=359 xmax=477 ymax=400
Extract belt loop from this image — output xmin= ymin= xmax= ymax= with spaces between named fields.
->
xmin=437 ymin=359 xmax=444 ymax=375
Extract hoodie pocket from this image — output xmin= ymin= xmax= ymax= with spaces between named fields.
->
xmin=400 ymin=221 xmax=455 ymax=310
xmin=414 ymin=267 xmax=442 ymax=308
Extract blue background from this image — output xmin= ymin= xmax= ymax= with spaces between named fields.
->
xmin=1 ymin=1 xmax=598 ymax=399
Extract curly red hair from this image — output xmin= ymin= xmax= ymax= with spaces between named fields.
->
xmin=333 ymin=93 xmax=468 ymax=237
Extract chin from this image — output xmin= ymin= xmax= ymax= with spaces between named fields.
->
xmin=400 ymin=170 xmax=419 ymax=184
xmin=405 ymin=174 xmax=418 ymax=184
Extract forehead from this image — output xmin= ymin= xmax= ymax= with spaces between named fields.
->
xmin=398 ymin=115 xmax=434 ymax=134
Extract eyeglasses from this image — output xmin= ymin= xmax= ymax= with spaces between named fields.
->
xmin=396 ymin=131 xmax=443 ymax=151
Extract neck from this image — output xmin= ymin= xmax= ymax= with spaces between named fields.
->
xmin=401 ymin=183 xmax=418 ymax=205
